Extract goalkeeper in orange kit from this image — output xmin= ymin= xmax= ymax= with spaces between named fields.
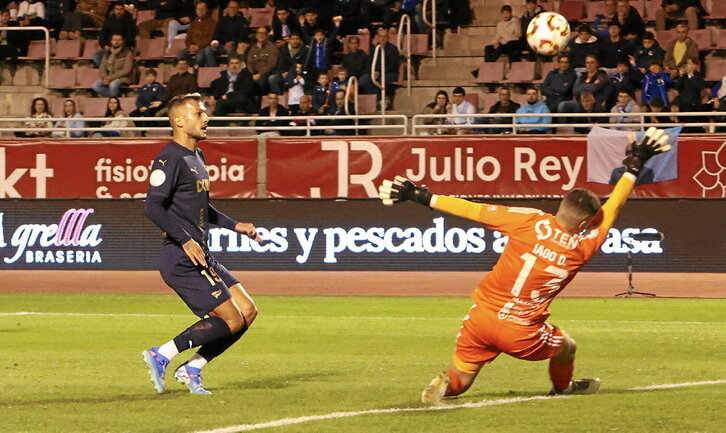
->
xmin=379 ymin=128 xmax=672 ymax=404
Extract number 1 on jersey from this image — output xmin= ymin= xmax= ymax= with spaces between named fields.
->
xmin=510 ymin=252 xmax=569 ymax=301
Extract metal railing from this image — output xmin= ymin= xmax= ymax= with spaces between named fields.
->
xmin=0 ymin=114 xmax=409 ymax=136
xmin=412 ymin=111 xmax=726 ymax=135
xmin=422 ymin=0 xmax=437 ymax=64
xmin=397 ymin=13 xmax=412 ymax=97
xmin=370 ymin=42 xmax=386 ymax=117
xmin=1 ymin=26 xmax=50 ymax=88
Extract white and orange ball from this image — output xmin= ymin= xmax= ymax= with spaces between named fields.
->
xmin=526 ymin=12 xmax=571 ymax=57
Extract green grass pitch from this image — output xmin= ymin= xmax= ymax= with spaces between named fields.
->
xmin=1 ymin=293 xmax=724 ymax=433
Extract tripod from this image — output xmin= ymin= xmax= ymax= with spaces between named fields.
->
xmin=615 ymin=239 xmax=656 ymax=297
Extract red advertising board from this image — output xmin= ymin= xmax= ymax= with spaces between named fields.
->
xmin=266 ymin=135 xmax=726 ymax=198
xmin=0 ymin=139 xmax=257 ymax=198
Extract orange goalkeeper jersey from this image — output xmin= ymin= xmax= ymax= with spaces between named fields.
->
xmin=432 ymin=174 xmax=635 ymax=326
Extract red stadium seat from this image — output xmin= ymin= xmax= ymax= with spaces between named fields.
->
xmin=689 ymin=29 xmax=712 ymax=48
xmin=197 ymin=66 xmax=220 ymax=88
xmin=81 ymin=39 xmax=101 ymax=60
xmin=630 ymin=0 xmax=646 ymax=17
xmin=586 ymin=1 xmax=606 ymax=21
xmin=705 ymin=58 xmax=726 ymax=81
xmin=464 ymin=93 xmax=479 ymax=112
xmin=136 ymin=9 xmax=155 ymax=24
xmin=48 ymin=66 xmax=76 ymax=89
xmin=138 ymin=38 xmax=165 ymax=60
xmin=481 ymin=92 xmax=501 ymax=112
xmin=165 ymin=38 xmax=186 ymax=58
xmin=472 ymin=61 xmax=505 ymax=84
xmin=707 ymin=1 xmax=726 ymax=19
xmin=19 ymin=40 xmax=48 ymax=60
xmin=715 ymin=29 xmax=726 ymax=49
xmin=358 ymin=94 xmax=378 ymax=115
xmin=558 ymin=1 xmax=586 ymax=21
xmin=80 ymin=97 xmax=109 ymax=117
xmin=655 ymin=30 xmax=677 ymax=49
xmin=644 ymin=0 xmax=661 ymax=19
xmin=76 ymin=67 xmax=100 ymax=89
xmin=503 ymin=61 xmax=536 ymax=83
xmin=118 ymin=97 xmax=137 ymax=113
xmin=54 ymin=40 xmax=82 ymax=59
xmin=249 ymin=8 xmax=274 ymax=28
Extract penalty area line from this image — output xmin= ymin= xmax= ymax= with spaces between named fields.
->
xmin=193 ymin=379 xmax=726 ymax=433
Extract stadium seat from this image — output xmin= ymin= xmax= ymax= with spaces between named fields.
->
xmin=358 ymin=94 xmax=378 ymax=115
xmin=19 ymin=40 xmax=48 ymax=60
xmin=136 ymin=9 xmax=155 ymax=24
xmin=119 ymin=97 xmax=137 ymax=113
xmin=643 ymin=0 xmax=661 ymax=19
xmin=77 ymin=67 xmax=100 ymax=89
xmin=472 ymin=61 xmax=506 ymax=84
xmin=249 ymin=8 xmax=274 ymax=27
xmin=80 ymin=97 xmax=109 ymax=117
xmin=48 ymin=66 xmax=76 ymax=89
xmin=165 ymin=38 xmax=186 ymax=58
xmin=630 ymin=0 xmax=646 ymax=17
xmin=689 ymin=29 xmax=713 ymax=48
xmin=715 ymin=29 xmax=726 ymax=49
xmin=464 ymin=93 xmax=479 ymax=112
xmin=503 ymin=61 xmax=536 ymax=83
xmin=12 ymin=66 xmax=40 ymax=86
xmin=707 ymin=1 xmax=726 ymax=18
xmin=586 ymin=1 xmax=606 ymax=21
xmin=54 ymin=40 xmax=82 ymax=59
xmin=655 ymin=30 xmax=677 ymax=49
xmin=396 ymin=34 xmax=429 ymax=56
xmin=138 ymin=38 xmax=165 ymax=60
xmin=481 ymin=92 xmax=501 ymax=112
xmin=197 ymin=66 xmax=220 ymax=88
xmin=81 ymin=39 xmax=101 ymax=60
xmin=705 ymin=58 xmax=726 ymax=81
xmin=558 ymin=1 xmax=586 ymax=21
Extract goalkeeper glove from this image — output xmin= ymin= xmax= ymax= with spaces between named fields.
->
xmin=622 ymin=127 xmax=672 ymax=176
xmin=378 ymin=175 xmax=432 ymax=206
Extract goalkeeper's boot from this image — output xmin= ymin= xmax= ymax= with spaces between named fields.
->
xmin=174 ymin=363 xmax=212 ymax=395
xmin=142 ymin=347 xmax=170 ymax=393
xmin=549 ymin=378 xmax=600 ymax=396
xmin=421 ymin=371 xmax=450 ymax=404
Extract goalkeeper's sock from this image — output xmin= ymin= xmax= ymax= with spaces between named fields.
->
xmin=549 ymin=358 xmax=574 ymax=393
xmin=445 ymin=368 xmax=465 ymax=396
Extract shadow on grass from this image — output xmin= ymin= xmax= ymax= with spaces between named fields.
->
xmin=1 ymin=389 xmax=190 ymax=407
xmin=218 ymin=370 xmax=341 ymax=391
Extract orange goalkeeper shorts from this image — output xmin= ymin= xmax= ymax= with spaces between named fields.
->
xmin=453 ymin=304 xmax=565 ymax=373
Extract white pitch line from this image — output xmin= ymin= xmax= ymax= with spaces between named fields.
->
xmin=0 ymin=311 xmax=723 ymax=325
xmin=193 ymin=379 xmax=726 ymax=433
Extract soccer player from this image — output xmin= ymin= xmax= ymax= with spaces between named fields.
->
xmin=379 ymin=128 xmax=672 ymax=404
xmin=141 ymin=92 xmax=261 ymax=395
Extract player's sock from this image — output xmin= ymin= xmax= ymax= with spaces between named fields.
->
xmin=156 ymin=340 xmax=180 ymax=361
xmin=196 ymin=320 xmax=248 ymax=363
xmin=549 ymin=358 xmax=574 ymax=393
xmin=186 ymin=353 xmax=208 ymax=370
xmin=444 ymin=368 xmax=464 ymax=396
xmin=172 ymin=316 xmax=232 ymax=353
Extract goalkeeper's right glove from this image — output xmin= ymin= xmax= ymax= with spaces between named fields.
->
xmin=378 ymin=175 xmax=432 ymax=206
xmin=622 ymin=127 xmax=672 ymax=176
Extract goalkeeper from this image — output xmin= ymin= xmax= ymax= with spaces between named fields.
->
xmin=379 ymin=128 xmax=671 ymax=404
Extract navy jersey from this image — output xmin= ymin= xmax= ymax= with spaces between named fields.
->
xmin=144 ymin=141 xmax=237 ymax=249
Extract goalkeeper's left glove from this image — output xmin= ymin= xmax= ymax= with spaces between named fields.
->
xmin=623 ymin=127 xmax=672 ymax=176
xmin=378 ymin=175 xmax=432 ymax=206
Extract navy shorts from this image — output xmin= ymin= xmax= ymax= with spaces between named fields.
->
xmin=159 ymin=244 xmax=239 ymax=318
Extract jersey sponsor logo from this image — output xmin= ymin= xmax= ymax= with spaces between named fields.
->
xmin=149 ymin=169 xmax=166 ymax=187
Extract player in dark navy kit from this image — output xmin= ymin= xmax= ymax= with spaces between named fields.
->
xmin=141 ymin=93 xmax=261 ymax=395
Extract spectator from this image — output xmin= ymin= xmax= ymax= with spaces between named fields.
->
xmin=284 ymin=62 xmax=307 ymax=109
xmin=52 ymin=99 xmax=86 ymax=138
xmin=45 ymin=0 xmax=73 ymax=37
xmin=234 ymin=36 xmax=253 ymax=64
xmin=16 ymin=0 xmax=46 ymax=46
xmin=655 ymin=0 xmax=705 ymax=31
xmin=271 ymin=7 xmax=301 ymax=48
xmin=94 ymin=2 xmax=137 ymax=67
xmin=59 ymin=0 xmax=107 ymax=40
xmin=299 ymin=9 xmax=329 ymax=45
xmin=156 ymin=58 xmax=198 ymax=117
xmin=324 ymin=90 xmax=355 ymax=135
xmin=334 ymin=0 xmax=363 ymax=36
xmin=288 ymin=94 xmax=317 ymax=136
xmin=610 ymin=90 xmax=641 ymax=128
xmin=644 ymin=97 xmax=675 ymax=123
xmin=445 ymin=86 xmax=476 ymax=135
xmin=609 ymin=60 xmax=643 ymax=106
xmin=312 ymin=72 xmax=330 ymax=114
xmin=600 ymin=22 xmax=631 ymax=68
xmin=615 ymin=0 xmax=645 ymax=41
xmin=305 ymin=18 xmax=342 ymax=81
xmin=209 ymin=56 xmax=257 ymax=116
xmin=484 ymin=86 xmax=520 ymax=134
xmin=202 ymin=0 xmax=250 ymax=65
xmin=520 ymin=0 xmax=544 ymax=61
xmin=257 ymin=92 xmax=290 ymax=136
xmin=442 ymin=0 xmax=472 ymax=30
xmin=420 ymin=90 xmax=449 ymax=135
xmin=559 ymin=91 xmax=607 ymax=134
xmin=0 ymin=9 xmax=20 ymax=62
xmin=664 ymin=23 xmax=699 ymax=78
xmin=137 ymin=0 xmax=193 ymax=42
xmin=396 ymin=0 xmax=425 ymax=34
xmin=516 ymin=87 xmax=551 ymax=133
xmin=248 ymin=26 xmax=280 ymax=96
xmin=572 ymin=55 xmax=610 ymax=108
xmin=130 ymin=68 xmax=165 ymax=125
xmin=568 ymin=24 xmax=601 ymax=69
xmin=630 ymin=32 xmax=665 ymax=74
xmin=642 ymin=60 xmax=672 ymax=106
xmin=270 ymin=32 xmax=307 ymax=95
xmin=672 ymin=57 xmax=706 ymax=111
xmin=541 ymin=54 xmax=577 ymax=113
xmin=94 ymin=96 xmax=135 ymax=137
xmin=591 ymin=0 xmax=617 ymax=37
xmin=92 ymin=33 xmax=134 ymax=98
xmin=359 ymin=26 xmax=400 ymax=103
xmin=341 ymin=35 xmax=369 ymax=79
xmin=15 ymin=97 xmax=52 ymax=138
xmin=177 ymin=1 xmax=216 ymax=67
xmin=484 ymin=5 xmax=521 ymax=63
xmin=328 ymin=67 xmax=350 ymax=107
xmin=166 ymin=1 xmax=195 ymax=49
xmin=711 ymin=76 xmax=726 ymax=105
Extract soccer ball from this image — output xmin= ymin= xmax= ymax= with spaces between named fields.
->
xmin=526 ymin=12 xmax=571 ymax=57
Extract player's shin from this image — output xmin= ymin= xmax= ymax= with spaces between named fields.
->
xmin=445 ymin=368 xmax=465 ymax=396
xmin=194 ymin=319 xmax=249 ymax=366
xmin=172 ymin=316 xmax=233 ymax=353
xmin=549 ymin=358 xmax=574 ymax=393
